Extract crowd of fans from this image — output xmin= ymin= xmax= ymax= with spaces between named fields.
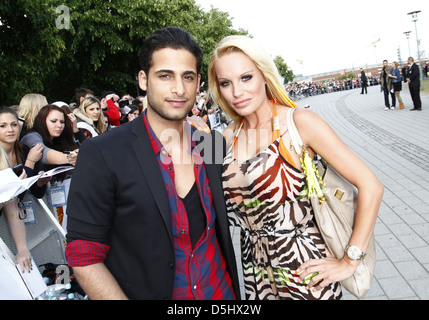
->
xmin=0 ymin=86 xmax=229 ymax=237
xmin=0 ymin=83 xmax=233 ymax=299
xmin=285 ymin=76 xmax=380 ymax=100
xmin=0 ymin=88 xmax=156 ymax=298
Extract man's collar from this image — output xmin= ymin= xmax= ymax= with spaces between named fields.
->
xmin=142 ymin=109 xmax=196 ymax=156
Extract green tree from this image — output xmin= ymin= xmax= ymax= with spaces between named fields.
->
xmin=0 ymin=0 xmax=247 ymax=105
xmin=273 ymin=55 xmax=294 ymax=84
xmin=191 ymin=6 xmax=248 ymax=86
xmin=0 ymin=0 xmax=66 ymax=105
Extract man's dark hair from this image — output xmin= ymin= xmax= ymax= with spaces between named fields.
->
xmin=139 ymin=27 xmax=203 ymax=75
xmin=75 ymin=87 xmax=94 ymax=103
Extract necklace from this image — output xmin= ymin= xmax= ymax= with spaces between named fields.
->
xmin=243 ymin=111 xmax=273 ymax=144
xmin=231 ymin=101 xmax=280 ymax=149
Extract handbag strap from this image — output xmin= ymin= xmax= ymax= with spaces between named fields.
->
xmin=286 ymin=108 xmax=325 ymax=202
xmin=286 ymin=108 xmax=303 ymax=156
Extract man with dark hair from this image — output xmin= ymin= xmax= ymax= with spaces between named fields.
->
xmin=75 ymin=87 xmax=94 ymax=105
xmin=380 ymin=60 xmax=395 ymax=110
xmin=406 ymin=57 xmax=422 ymax=111
xmin=360 ymin=68 xmax=368 ymax=94
xmin=139 ymin=27 xmax=203 ymax=76
xmin=402 ymin=64 xmax=409 ymax=83
xmin=65 ymin=27 xmax=240 ymax=300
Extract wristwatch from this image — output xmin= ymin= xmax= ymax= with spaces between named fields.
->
xmin=345 ymin=244 xmax=366 ymax=261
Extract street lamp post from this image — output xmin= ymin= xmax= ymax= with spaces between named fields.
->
xmin=403 ymin=31 xmax=412 ymax=57
xmin=407 ymin=10 xmax=424 ymax=90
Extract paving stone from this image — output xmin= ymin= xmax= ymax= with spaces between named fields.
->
xmin=293 ymin=87 xmax=429 ymax=300
xmin=377 ymin=277 xmax=415 ymax=299
xmin=395 ymin=260 xmax=429 ymax=281
xmin=408 ymin=277 xmax=429 ymax=300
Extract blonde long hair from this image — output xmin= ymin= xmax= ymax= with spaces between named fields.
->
xmin=208 ymin=35 xmax=297 ymax=122
xmin=78 ymin=96 xmax=105 ymax=134
xmin=18 ymin=93 xmax=48 ymax=129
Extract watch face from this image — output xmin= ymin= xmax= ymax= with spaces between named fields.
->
xmin=347 ymin=246 xmax=362 ymax=260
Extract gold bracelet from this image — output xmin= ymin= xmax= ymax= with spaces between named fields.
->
xmin=26 ymin=159 xmax=36 ymax=163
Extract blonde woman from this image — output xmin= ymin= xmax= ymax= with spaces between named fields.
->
xmin=18 ymin=93 xmax=48 ymax=138
xmin=0 ymin=146 xmax=32 ymax=272
xmin=73 ymin=96 xmax=105 ymax=138
xmin=208 ymin=35 xmax=383 ymax=300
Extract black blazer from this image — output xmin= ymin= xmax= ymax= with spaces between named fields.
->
xmin=66 ymin=115 xmax=241 ymax=300
xmin=360 ymin=71 xmax=367 ymax=83
xmin=407 ymin=63 xmax=420 ymax=87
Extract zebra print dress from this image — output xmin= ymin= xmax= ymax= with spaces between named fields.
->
xmin=222 ymin=135 xmax=342 ymax=300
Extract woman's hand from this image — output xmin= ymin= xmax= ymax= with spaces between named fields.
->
xmin=67 ymin=149 xmax=79 ymax=166
xmin=67 ymin=113 xmax=79 ymax=133
xmin=36 ymin=171 xmax=51 ymax=187
xmin=25 ymin=143 xmax=43 ymax=168
xmin=18 ymin=170 xmax=27 ymax=180
xmin=16 ymin=247 xmax=32 ymax=273
xmin=296 ymin=249 xmax=358 ymax=291
xmin=186 ymin=115 xmax=210 ymax=133
xmin=105 ymin=93 xmax=120 ymax=103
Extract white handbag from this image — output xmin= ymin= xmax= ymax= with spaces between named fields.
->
xmin=287 ymin=108 xmax=376 ymax=299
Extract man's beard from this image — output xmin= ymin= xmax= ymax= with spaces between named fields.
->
xmin=146 ymin=95 xmax=193 ymax=122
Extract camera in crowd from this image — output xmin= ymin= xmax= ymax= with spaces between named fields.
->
xmin=118 ymin=99 xmax=133 ymax=109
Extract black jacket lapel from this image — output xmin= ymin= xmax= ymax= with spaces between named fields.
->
xmin=130 ymin=117 xmax=173 ymax=245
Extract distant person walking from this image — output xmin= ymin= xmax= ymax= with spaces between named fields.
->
xmin=402 ymin=64 xmax=408 ymax=83
xmin=406 ymin=57 xmax=422 ymax=111
xmin=388 ymin=62 xmax=404 ymax=110
xmin=380 ymin=60 xmax=395 ymax=110
xmin=360 ymin=69 xmax=368 ymax=94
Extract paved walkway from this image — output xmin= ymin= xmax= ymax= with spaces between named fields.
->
xmin=231 ymin=85 xmax=429 ymax=300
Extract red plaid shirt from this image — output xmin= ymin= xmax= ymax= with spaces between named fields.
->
xmin=66 ymin=113 xmax=235 ymax=300
xmin=143 ymin=113 xmax=235 ymax=300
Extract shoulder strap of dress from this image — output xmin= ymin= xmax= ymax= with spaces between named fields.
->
xmin=230 ymin=120 xmax=243 ymax=150
xmin=273 ymin=103 xmax=280 ymax=141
